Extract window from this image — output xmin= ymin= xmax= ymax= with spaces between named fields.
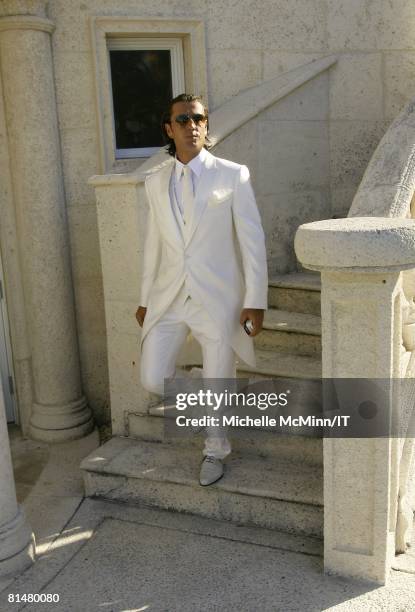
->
xmin=107 ymin=38 xmax=185 ymax=159
xmin=90 ymin=17 xmax=207 ymax=172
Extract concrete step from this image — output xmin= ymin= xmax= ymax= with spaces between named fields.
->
xmin=256 ymin=309 xmax=321 ymax=356
xmin=269 ymin=272 xmax=321 ymax=291
xmin=81 ymin=437 xmax=324 ymax=538
xmin=238 ymin=348 xmax=321 ymax=380
xmin=127 ymin=411 xmax=323 ymax=465
xmin=263 ymin=309 xmax=321 ymax=335
xmin=268 ymin=272 xmax=321 ymax=316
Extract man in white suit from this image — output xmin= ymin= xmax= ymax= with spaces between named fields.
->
xmin=136 ymin=94 xmax=268 ymax=485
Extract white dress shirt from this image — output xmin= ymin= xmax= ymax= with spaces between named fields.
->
xmin=169 ymin=147 xmax=207 ymax=226
xmin=169 ymin=147 xmax=207 ymax=303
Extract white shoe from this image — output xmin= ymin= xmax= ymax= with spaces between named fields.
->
xmin=199 ymin=456 xmax=224 ymax=486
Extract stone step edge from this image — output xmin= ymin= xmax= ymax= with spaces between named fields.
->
xmin=127 ymin=412 xmax=324 ymax=465
xmin=268 ymin=275 xmax=321 ymax=292
xmin=84 ymin=469 xmax=323 ymax=539
xmin=144 ymin=407 xmax=324 ymax=437
xmin=130 ymin=410 xmax=324 ymax=449
xmin=81 ymin=438 xmax=323 ymax=508
xmin=183 ymin=356 xmax=322 ymax=380
xmin=238 ymin=350 xmax=322 ymax=380
xmin=83 ymin=459 xmax=324 ymax=508
xmin=262 ymin=309 xmax=321 ymax=336
xmin=146 ymin=404 xmax=322 ymax=423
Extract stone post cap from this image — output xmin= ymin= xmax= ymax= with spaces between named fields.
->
xmin=295 ymin=217 xmax=415 ymax=272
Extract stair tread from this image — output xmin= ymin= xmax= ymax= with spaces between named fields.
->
xmin=263 ymin=309 xmax=321 ymax=335
xmin=238 ymin=349 xmax=321 ymax=379
xmin=269 ymin=272 xmax=321 ymax=292
xmin=82 ymin=437 xmax=323 ymax=507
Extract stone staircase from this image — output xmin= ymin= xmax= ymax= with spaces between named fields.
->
xmin=232 ymin=272 xmax=322 ymax=384
xmin=81 ymin=272 xmax=324 ymax=551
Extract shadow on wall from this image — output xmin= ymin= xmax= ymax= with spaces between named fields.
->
xmin=214 ymin=73 xmax=331 ymax=275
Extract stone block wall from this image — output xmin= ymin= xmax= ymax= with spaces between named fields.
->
xmin=216 ymin=72 xmax=331 ymax=273
xmin=2 ymin=0 xmax=415 ymax=422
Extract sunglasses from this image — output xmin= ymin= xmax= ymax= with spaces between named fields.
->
xmin=173 ymin=113 xmax=207 ymax=126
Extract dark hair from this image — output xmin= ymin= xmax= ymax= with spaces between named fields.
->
xmin=161 ymin=93 xmax=211 ymax=157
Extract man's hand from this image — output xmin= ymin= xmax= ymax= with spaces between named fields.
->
xmin=240 ymin=308 xmax=264 ymax=337
xmin=135 ymin=306 xmax=147 ymax=327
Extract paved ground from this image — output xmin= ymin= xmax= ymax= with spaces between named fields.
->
xmin=1 ymin=426 xmax=415 ymax=611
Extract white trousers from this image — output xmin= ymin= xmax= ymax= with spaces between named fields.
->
xmin=141 ymin=292 xmax=235 ymax=459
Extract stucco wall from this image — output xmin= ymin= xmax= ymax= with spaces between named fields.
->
xmin=3 ymin=0 xmax=415 ymax=424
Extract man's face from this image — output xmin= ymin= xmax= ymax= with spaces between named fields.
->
xmin=165 ymin=100 xmax=208 ymax=160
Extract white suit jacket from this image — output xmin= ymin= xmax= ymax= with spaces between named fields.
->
xmin=140 ymin=149 xmax=268 ymax=367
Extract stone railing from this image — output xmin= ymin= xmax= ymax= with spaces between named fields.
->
xmin=349 ymin=97 xmax=415 ymax=381
xmin=295 ymin=97 xmax=415 ymax=584
xmin=348 ymin=98 xmax=415 ymax=559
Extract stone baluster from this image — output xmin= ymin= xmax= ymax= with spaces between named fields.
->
xmin=395 ymin=270 xmax=415 ymax=552
xmin=295 ymin=217 xmax=415 ymax=584
xmin=0 ymin=1 xmax=92 ymax=441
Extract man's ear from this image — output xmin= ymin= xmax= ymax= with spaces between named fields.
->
xmin=165 ymin=122 xmax=173 ymax=139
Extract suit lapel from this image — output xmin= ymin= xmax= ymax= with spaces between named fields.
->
xmin=185 ymin=150 xmax=217 ymax=247
xmin=154 ymin=160 xmax=184 ymax=249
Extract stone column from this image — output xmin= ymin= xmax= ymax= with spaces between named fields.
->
xmin=295 ymin=217 xmax=415 ymax=584
xmin=0 ymin=376 xmax=35 ymax=577
xmin=0 ymin=2 xmax=92 ymax=441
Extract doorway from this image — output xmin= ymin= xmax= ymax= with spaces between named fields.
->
xmin=0 ymin=253 xmax=17 ymax=423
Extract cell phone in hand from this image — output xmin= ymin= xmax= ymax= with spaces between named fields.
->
xmin=244 ymin=319 xmax=254 ymax=335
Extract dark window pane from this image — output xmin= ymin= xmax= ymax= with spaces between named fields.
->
xmin=109 ymin=49 xmax=173 ymax=150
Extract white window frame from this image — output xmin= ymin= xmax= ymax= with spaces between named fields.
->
xmin=90 ymin=17 xmax=208 ymax=173
xmin=107 ymin=37 xmax=186 ymax=159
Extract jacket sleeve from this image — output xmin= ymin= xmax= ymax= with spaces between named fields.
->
xmin=232 ymin=165 xmax=268 ymax=309
xmin=140 ymin=178 xmax=162 ymax=307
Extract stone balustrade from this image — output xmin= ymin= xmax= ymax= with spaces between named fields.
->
xmin=295 ymin=216 xmax=415 ymax=584
xmin=347 ymin=95 xmax=415 ymax=562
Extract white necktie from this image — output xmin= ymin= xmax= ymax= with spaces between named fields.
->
xmin=181 ymin=166 xmax=194 ymax=228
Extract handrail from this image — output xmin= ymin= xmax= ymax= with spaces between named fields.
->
xmin=348 ymin=99 xmax=415 ymax=218
xmin=346 ymin=97 xmax=415 ymax=555
xmin=89 ymin=55 xmax=338 ymax=187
